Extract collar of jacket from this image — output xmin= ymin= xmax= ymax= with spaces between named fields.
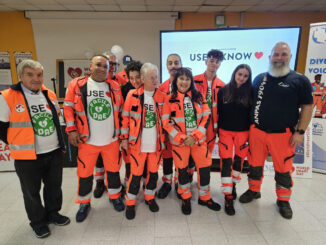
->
xmin=10 ymin=82 xmax=49 ymax=96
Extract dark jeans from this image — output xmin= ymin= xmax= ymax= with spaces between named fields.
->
xmin=14 ymin=148 xmax=64 ymax=228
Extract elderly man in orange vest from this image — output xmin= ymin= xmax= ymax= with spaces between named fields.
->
xmin=0 ymin=59 xmax=70 ymax=238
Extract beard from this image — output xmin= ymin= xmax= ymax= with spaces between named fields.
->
xmin=268 ymin=61 xmax=290 ymax=77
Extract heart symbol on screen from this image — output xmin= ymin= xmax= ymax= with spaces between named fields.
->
xmin=106 ymin=92 xmax=110 ymax=97
xmin=255 ymin=52 xmax=263 ymax=59
xmin=95 ymin=106 xmax=103 ymax=112
xmin=67 ymin=67 xmax=82 ymax=78
xmin=46 ymin=104 xmax=50 ymax=110
xmin=39 ymin=120 xmax=47 ymax=128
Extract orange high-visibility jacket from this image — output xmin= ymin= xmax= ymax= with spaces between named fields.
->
xmin=120 ymin=85 xmax=165 ymax=151
xmin=194 ymin=73 xmax=225 ymax=134
xmin=162 ymin=91 xmax=211 ymax=145
xmin=116 ymin=70 xmax=129 ymax=85
xmin=63 ymin=76 xmax=123 ymax=141
xmin=1 ymin=83 xmax=65 ymax=160
xmin=159 ymin=79 xmax=171 ymax=95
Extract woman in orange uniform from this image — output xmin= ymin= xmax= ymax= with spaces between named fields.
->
xmin=162 ymin=67 xmax=220 ymax=215
xmin=217 ymin=64 xmax=252 ymax=215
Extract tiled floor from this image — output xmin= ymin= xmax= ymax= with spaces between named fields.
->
xmin=1 ymin=168 xmax=326 ymax=245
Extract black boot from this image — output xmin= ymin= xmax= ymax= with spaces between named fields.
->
xmin=239 ymin=189 xmax=261 ymax=203
xmin=125 ymin=205 xmax=135 ymax=220
xmin=93 ymin=180 xmax=105 ymax=198
xmin=181 ymin=198 xmax=191 ymax=215
xmin=225 ymin=195 xmax=235 ymax=216
xmin=157 ymin=182 xmax=172 ymax=199
xmin=276 ymin=200 xmax=293 ymax=219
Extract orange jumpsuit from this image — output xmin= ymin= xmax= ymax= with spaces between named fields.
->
xmin=120 ymin=86 xmax=165 ymax=206
xmin=64 ymin=76 xmax=124 ymax=203
xmin=312 ymin=82 xmax=324 ymax=117
xmin=162 ymin=91 xmax=212 ymax=201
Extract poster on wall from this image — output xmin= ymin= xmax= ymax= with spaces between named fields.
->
xmin=14 ymin=52 xmax=33 ymax=82
xmin=0 ymin=140 xmax=14 ymax=172
xmin=304 ymin=22 xmax=326 ymax=172
xmin=0 ymin=52 xmax=13 ymax=85
xmin=63 ymin=60 xmax=90 ymax=87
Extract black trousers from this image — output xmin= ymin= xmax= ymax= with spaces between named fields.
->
xmin=14 ymin=148 xmax=64 ymax=228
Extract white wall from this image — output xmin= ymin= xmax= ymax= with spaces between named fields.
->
xmin=30 ymin=13 xmax=175 ymax=91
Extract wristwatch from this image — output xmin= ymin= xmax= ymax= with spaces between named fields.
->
xmin=296 ymin=129 xmax=305 ymax=135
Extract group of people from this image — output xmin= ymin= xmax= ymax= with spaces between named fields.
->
xmin=0 ymin=41 xmax=313 ymax=239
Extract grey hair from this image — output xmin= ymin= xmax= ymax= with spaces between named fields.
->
xmin=17 ymin=59 xmax=43 ymax=76
xmin=140 ymin=63 xmax=158 ymax=78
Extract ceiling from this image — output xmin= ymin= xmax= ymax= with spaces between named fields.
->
xmin=0 ymin=0 xmax=326 ymax=13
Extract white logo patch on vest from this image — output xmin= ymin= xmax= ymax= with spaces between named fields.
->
xmin=15 ymin=104 xmax=25 ymax=113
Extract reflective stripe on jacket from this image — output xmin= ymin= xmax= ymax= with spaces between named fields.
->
xmin=194 ymin=73 xmax=225 ymax=133
xmin=63 ymin=76 xmax=123 ymax=141
xmin=162 ymin=90 xmax=211 ymax=145
xmin=120 ymin=85 xmax=165 ymax=151
xmin=1 ymin=82 xmax=65 ymax=160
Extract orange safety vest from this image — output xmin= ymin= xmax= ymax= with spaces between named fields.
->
xmin=120 ymin=85 xmax=165 ymax=151
xmin=117 ymin=70 xmax=129 ymax=85
xmin=162 ymin=90 xmax=211 ymax=145
xmin=1 ymin=83 xmax=65 ymax=160
xmin=194 ymin=73 xmax=225 ymax=134
xmin=63 ymin=76 xmax=123 ymax=141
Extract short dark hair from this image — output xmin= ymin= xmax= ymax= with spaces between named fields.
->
xmin=167 ymin=53 xmax=182 ymax=64
xmin=207 ymin=49 xmax=224 ymax=62
xmin=125 ymin=60 xmax=143 ymax=79
xmin=315 ymin=74 xmax=322 ymax=79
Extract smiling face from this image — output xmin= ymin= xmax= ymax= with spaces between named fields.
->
xmin=234 ymin=68 xmax=250 ymax=88
xmin=205 ymin=56 xmax=221 ymax=74
xmin=270 ymin=44 xmax=292 ymax=69
xmin=90 ymin=56 xmax=109 ymax=82
xmin=176 ymin=74 xmax=191 ymax=93
xmin=129 ymin=70 xmax=142 ymax=88
xmin=20 ymin=67 xmax=43 ymax=92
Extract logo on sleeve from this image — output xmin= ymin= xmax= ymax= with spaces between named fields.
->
xmin=88 ymin=98 xmax=112 ymax=121
xmin=15 ymin=104 xmax=25 ymax=113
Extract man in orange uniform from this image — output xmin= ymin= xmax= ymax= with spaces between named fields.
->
xmin=121 ymin=63 xmax=165 ymax=219
xmin=312 ymin=74 xmax=324 ymax=118
xmin=194 ymin=49 xmax=225 ymax=153
xmin=157 ymin=53 xmax=182 ymax=198
xmin=93 ymin=52 xmax=128 ymax=198
xmin=239 ymin=42 xmax=313 ymax=219
xmin=0 ymin=60 xmax=70 ymax=238
xmin=64 ymin=55 xmax=125 ymax=222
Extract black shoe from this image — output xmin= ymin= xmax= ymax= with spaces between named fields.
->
xmin=48 ymin=212 xmax=70 ymax=226
xmin=157 ymin=182 xmax=172 ymax=199
xmin=239 ymin=189 xmax=261 ymax=203
xmin=198 ymin=198 xmax=221 ymax=211
xmin=76 ymin=203 xmax=91 ymax=223
xmin=111 ymin=197 xmax=125 ymax=212
xmin=33 ymin=225 xmax=50 ymax=238
xmin=277 ymin=200 xmax=293 ymax=219
xmin=181 ymin=198 xmax=191 ymax=215
xmin=232 ymin=183 xmax=237 ymax=200
xmin=125 ymin=205 xmax=135 ymax=220
xmin=175 ymin=183 xmax=182 ymax=199
xmin=145 ymin=199 xmax=159 ymax=212
xmin=93 ymin=180 xmax=105 ymax=198
xmin=225 ymin=196 xmax=235 ymax=216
